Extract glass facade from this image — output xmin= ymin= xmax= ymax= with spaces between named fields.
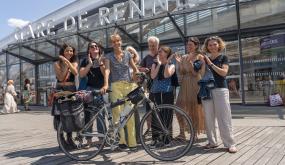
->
xmin=0 ymin=0 xmax=285 ymax=105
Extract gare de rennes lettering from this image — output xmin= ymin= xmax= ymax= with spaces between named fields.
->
xmin=14 ymin=0 xmax=205 ymax=41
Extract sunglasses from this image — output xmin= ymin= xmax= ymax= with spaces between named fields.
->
xmin=89 ymin=45 xmax=98 ymax=48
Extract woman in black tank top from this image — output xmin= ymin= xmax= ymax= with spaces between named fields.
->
xmin=52 ymin=44 xmax=78 ymax=149
xmin=54 ymin=44 xmax=78 ymax=88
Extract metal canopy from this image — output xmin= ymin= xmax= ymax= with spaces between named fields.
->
xmin=21 ymin=45 xmax=57 ymax=61
xmin=2 ymin=49 xmax=36 ymax=65
xmin=2 ymin=0 xmax=284 ymax=67
xmin=45 ymin=39 xmax=61 ymax=48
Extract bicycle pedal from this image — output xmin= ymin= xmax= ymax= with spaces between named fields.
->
xmin=110 ymin=145 xmax=118 ymax=151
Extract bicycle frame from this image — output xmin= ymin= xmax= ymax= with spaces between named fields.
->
xmin=79 ymin=88 xmax=170 ymax=149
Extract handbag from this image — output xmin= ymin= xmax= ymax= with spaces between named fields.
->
xmin=269 ymin=93 xmax=283 ymax=106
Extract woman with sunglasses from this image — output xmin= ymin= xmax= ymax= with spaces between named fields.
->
xmin=79 ymin=41 xmax=106 ymax=148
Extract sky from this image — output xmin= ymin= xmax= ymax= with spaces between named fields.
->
xmin=0 ymin=0 xmax=75 ymax=40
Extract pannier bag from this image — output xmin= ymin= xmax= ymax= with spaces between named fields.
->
xmin=58 ymin=96 xmax=85 ymax=132
xmin=127 ymin=87 xmax=145 ymax=104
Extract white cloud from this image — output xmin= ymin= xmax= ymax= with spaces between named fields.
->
xmin=7 ymin=18 xmax=30 ymax=28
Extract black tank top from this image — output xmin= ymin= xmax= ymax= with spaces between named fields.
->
xmin=57 ymin=73 xmax=75 ymax=83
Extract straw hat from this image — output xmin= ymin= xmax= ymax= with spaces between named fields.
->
xmin=7 ymin=80 xmax=14 ymax=85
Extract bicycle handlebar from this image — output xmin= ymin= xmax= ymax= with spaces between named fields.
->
xmin=92 ymin=89 xmax=112 ymax=96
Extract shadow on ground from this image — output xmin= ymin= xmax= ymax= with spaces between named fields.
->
xmin=4 ymin=146 xmax=114 ymax=164
xmin=5 ymin=147 xmax=61 ymax=158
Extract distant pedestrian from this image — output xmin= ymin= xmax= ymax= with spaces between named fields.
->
xmin=202 ymin=36 xmax=237 ymax=153
xmin=1 ymin=80 xmax=19 ymax=114
xmin=23 ymin=79 xmax=32 ymax=111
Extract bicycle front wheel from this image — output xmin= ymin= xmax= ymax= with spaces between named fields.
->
xmin=140 ymin=104 xmax=194 ymax=161
xmin=57 ymin=113 xmax=106 ymax=161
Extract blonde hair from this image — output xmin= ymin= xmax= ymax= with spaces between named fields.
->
xmin=110 ymin=33 xmax=122 ymax=42
xmin=126 ymin=46 xmax=140 ymax=63
xmin=126 ymin=46 xmax=137 ymax=55
xmin=7 ymin=80 xmax=14 ymax=85
xmin=203 ymin=36 xmax=226 ymax=53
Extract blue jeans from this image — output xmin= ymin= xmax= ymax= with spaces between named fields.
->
xmin=85 ymin=86 xmax=105 ymax=139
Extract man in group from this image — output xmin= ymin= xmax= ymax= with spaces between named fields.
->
xmin=139 ymin=36 xmax=160 ymax=134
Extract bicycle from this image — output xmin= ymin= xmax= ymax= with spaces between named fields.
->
xmin=56 ymin=73 xmax=195 ymax=161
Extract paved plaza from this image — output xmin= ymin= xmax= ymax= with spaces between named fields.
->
xmin=1 ymin=105 xmax=285 ymax=165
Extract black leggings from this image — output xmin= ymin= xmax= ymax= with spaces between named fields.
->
xmin=151 ymin=92 xmax=174 ymax=143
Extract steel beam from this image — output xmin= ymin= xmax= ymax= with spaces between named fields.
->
xmin=77 ymin=33 xmax=93 ymax=42
xmin=167 ymin=12 xmax=186 ymax=43
xmin=45 ymin=39 xmax=61 ymax=48
xmin=2 ymin=49 xmax=36 ymax=65
xmin=115 ymin=23 xmax=140 ymax=47
xmin=236 ymin=0 xmax=245 ymax=105
xmin=21 ymin=45 xmax=56 ymax=61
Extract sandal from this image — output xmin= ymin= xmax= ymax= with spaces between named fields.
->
xmin=228 ymin=146 xmax=238 ymax=153
xmin=204 ymin=143 xmax=218 ymax=149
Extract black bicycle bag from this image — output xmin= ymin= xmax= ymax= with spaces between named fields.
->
xmin=58 ymin=98 xmax=85 ymax=132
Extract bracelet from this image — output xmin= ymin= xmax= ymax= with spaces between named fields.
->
xmin=210 ymin=63 xmax=214 ymax=67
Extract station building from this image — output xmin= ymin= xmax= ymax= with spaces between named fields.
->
xmin=0 ymin=0 xmax=284 ymax=105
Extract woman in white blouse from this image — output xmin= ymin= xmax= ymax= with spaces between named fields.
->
xmin=1 ymin=80 xmax=19 ymax=114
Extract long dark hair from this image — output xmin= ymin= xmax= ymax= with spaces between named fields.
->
xmin=24 ymin=79 xmax=30 ymax=85
xmin=87 ymin=41 xmax=103 ymax=57
xmin=59 ymin=43 xmax=77 ymax=63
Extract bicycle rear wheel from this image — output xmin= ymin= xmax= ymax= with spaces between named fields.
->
xmin=140 ymin=104 xmax=194 ymax=161
xmin=57 ymin=113 xmax=106 ymax=161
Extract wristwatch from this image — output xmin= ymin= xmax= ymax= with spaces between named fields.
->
xmin=210 ymin=63 xmax=214 ymax=67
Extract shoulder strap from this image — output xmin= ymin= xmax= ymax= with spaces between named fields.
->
xmin=218 ymin=55 xmax=224 ymax=63
xmin=62 ymin=70 xmax=70 ymax=83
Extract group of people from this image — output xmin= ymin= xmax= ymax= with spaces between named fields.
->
xmin=52 ymin=33 xmax=237 ymax=153
xmin=0 ymin=78 xmax=32 ymax=114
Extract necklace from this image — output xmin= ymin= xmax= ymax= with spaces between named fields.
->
xmin=114 ymin=49 xmax=123 ymax=62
